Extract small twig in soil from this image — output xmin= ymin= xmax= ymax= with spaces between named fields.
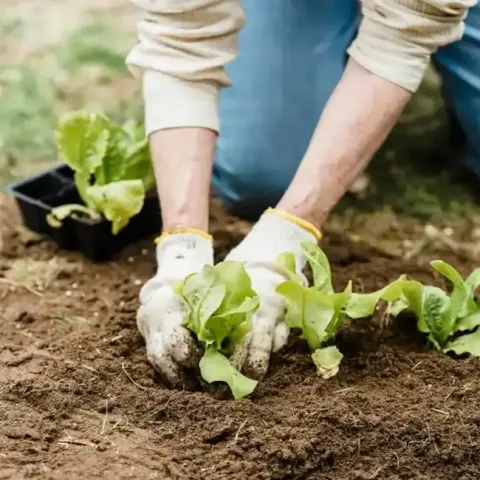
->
xmin=443 ymin=388 xmax=455 ymax=402
xmin=0 ymin=278 xmax=43 ymax=297
xmin=58 ymin=435 xmax=96 ymax=449
xmin=392 ymin=452 xmax=400 ymax=469
xmin=122 ymin=361 xmax=148 ymax=390
xmin=366 ymin=467 xmax=382 ymax=479
xmin=82 ymin=364 xmax=99 ymax=374
xmin=333 ymin=386 xmax=357 ymax=394
xmin=432 ymin=408 xmax=450 ymax=417
xmin=411 ymin=360 xmax=424 ymax=370
xmin=231 ymin=420 xmax=248 ymax=445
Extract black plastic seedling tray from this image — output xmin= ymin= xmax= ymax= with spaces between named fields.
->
xmin=7 ymin=164 xmax=162 ymax=261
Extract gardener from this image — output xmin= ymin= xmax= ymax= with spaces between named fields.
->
xmin=127 ymin=0 xmax=479 ymax=386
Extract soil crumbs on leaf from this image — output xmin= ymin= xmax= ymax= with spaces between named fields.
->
xmin=1 ymin=194 xmax=479 ymax=480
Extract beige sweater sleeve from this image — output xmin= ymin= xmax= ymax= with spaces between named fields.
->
xmin=126 ymin=0 xmax=245 ymax=135
xmin=127 ymin=0 xmax=476 ymax=135
xmin=349 ymin=0 xmax=477 ymax=92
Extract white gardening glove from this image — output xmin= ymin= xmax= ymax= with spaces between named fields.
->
xmin=226 ymin=209 xmax=321 ymax=380
xmin=137 ymin=231 xmax=213 ymax=386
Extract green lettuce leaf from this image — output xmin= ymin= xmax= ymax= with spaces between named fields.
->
xmin=214 ymin=261 xmax=257 ymax=312
xmin=394 ymin=282 xmax=458 ymax=349
xmin=56 ymin=111 xmax=110 ymax=177
xmin=202 ymin=296 xmax=256 ymax=348
xmin=301 ymin=242 xmax=333 ymax=293
xmin=456 ymin=311 xmax=480 ymax=332
xmin=205 ymin=297 xmax=258 ymax=350
xmin=275 ymin=252 xmax=296 ymax=276
xmin=431 ymin=260 xmax=469 ymax=319
xmin=388 ymin=298 xmax=410 ymax=317
xmin=180 ymin=265 xmax=226 ymax=336
xmin=200 ymin=349 xmax=258 ymax=400
xmin=179 ymin=262 xmax=258 ymax=349
xmin=445 ymin=328 xmax=480 ymax=357
xmin=47 ymin=204 xmax=100 ymax=228
xmin=465 ymin=269 xmax=480 ymax=299
xmin=311 ymin=346 xmax=343 ymax=379
xmin=276 ymin=281 xmax=335 ymax=350
xmin=345 ymin=276 xmax=409 ymax=319
xmin=275 ymin=252 xmax=304 ymax=284
xmin=87 ymin=180 xmax=145 ymax=234
xmin=421 ymin=286 xmax=452 ymax=348
xmin=176 ymin=262 xmax=259 ymax=399
xmin=74 ymin=171 xmax=94 ymax=208
xmin=325 ymin=281 xmax=352 ymax=338
xmin=94 ymin=120 xmax=154 ymax=188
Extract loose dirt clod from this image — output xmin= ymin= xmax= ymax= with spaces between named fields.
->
xmin=1 ymin=195 xmax=480 ymax=480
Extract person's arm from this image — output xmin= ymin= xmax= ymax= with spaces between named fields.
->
xmin=277 ymin=58 xmax=410 ymax=226
xmin=127 ymin=0 xmax=245 ymax=232
xmin=278 ymin=0 xmax=476 ymax=229
xmin=149 ymin=128 xmax=215 ymax=232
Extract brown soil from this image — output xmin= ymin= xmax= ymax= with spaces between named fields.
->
xmin=1 ymin=194 xmax=479 ymax=480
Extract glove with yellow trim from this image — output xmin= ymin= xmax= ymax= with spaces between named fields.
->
xmin=137 ymin=229 xmax=213 ymax=386
xmin=227 ymin=208 xmax=321 ymax=380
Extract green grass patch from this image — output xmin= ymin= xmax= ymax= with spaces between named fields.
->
xmin=59 ymin=14 xmax=133 ymax=78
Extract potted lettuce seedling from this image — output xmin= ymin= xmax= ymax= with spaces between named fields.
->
xmin=47 ymin=111 xmax=155 ymax=234
xmin=8 ymin=111 xmax=161 ymax=261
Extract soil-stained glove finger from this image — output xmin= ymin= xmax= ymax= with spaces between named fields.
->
xmin=139 ymin=284 xmax=200 ymax=366
xmin=146 ymin=332 xmax=187 ymax=387
xmin=242 ymin=311 xmax=276 ymax=380
xmin=162 ymin=317 xmax=202 ymax=368
xmin=230 ymin=331 xmax=252 ymax=371
xmin=159 ymin=294 xmax=201 ymax=367
xmin=273 ymin=322 xmax=290 ymax=352
xmin=164 ymin=325 xmax=201 ymax=368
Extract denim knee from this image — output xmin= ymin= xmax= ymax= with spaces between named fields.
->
xmin=435 ymin=3 xmax=480 ymax=175
xmin=212 ymin=0 xmax=359 ymax=218
xmin=212 ymin=138 xmax=300 ymax=219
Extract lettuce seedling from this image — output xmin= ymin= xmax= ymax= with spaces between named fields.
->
xmin=174 ymin=262 xmax=259 ymax=399
xmin=393 ymin=261 xmax=480 ymax=355
xmin=47 ymin=112 xmax=154 ymax=234
xmin=276 ymin=242 xmax=409 ymax=378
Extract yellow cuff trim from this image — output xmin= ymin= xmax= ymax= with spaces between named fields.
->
xmin=155 ymin=228 xmax=213 ymax=244
xmin=266 ymin=208 xmax=322 ymax=241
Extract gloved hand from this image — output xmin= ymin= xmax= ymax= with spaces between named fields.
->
xmin=137 ymin=230 xmax=213 ymax=386
xmin=226 ymin=208 xmax=321 ymax=380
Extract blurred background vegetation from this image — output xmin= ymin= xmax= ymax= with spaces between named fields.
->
xmin=1 ymin=0 xmax=480 ymax=241
xmin=0 ymin=0 xmax=141 ymax=186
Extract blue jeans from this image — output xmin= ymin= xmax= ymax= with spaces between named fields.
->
xmin=212 ymin=0 xmax=480 ymax=217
